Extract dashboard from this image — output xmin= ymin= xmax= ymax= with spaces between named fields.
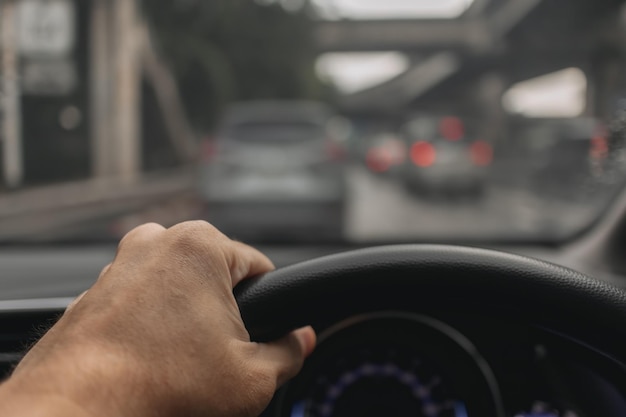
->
xmin=3 ymin=306 xmax=626 ymax=417
xmin=263 ymin=312 xmax=626 ymax=417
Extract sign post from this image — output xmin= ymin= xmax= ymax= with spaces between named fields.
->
xmin=17 ymin=0 xmax=76 ymax=95
xmin=1 ymin=0 xmax=24 ymax=189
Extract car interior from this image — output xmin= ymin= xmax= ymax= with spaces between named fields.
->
xmin=2 ymin=0 xmax=626 ymax=416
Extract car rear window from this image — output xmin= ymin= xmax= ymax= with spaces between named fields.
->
xmin=224 ymin=122 xmax=325 ymax=142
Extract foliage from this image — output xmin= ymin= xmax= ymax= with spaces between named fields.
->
xmin=141 ymin=0 xmax=329 ymax=131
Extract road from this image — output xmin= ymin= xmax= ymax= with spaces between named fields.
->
xmin=0 ymin=164 xmax=605 ymax=243
xmin=83 ymin=165 xmax=605 ymax=243
xmin=344 ymin=166 xmax=599 ymax=242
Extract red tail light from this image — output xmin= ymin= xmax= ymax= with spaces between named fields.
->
xmin=366 ymin=147 xmax=392 ymax=173
xmin=590 ymin=135 xmax=608 ymax=160
xmin=470 ymin=140 xmax=493 ymax=166
xmin=410 ymin=141 xmax=436 ymax=167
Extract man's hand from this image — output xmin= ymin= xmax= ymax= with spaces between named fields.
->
xmin=0 ymin=221 xmax=316 ymax=417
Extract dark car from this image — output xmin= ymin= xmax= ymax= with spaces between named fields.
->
xmin=400 ymin=115 xmax=493 ymax=197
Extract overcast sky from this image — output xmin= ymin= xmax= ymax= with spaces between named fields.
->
xmin=311 ymin=0 xmax=474 ymax=20
xmin=311 ymin=0 xmax=473 ymax=94
xmin=309 ymin=0 xmax=583 ymax=117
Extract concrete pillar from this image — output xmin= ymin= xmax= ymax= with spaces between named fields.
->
xmin=90 ymin=0 xmax=142 ymax=182
xmin=90 ymin=0 xmax=114 ymax=178
xmin=113 ymin=0 xmax=141 ymax=182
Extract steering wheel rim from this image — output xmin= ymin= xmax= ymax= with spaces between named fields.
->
xmin=235 ymin=245 xmax=626 ymax=364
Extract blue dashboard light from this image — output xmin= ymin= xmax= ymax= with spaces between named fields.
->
xmin=454 ymin=401 xmax=469 ymax=417
xmin=290 ymin=401 xmax=306 ymax=417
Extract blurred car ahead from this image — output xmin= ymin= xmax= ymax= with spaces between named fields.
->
xmin=198 ymin=101 xmax=347 ymax=241
xmin=401 ymin=115 xmax=493 ymax=197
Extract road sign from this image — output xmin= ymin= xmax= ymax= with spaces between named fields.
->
xmin=17 ymin=0 xmax=75 ymax=57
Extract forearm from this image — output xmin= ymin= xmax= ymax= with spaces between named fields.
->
xmin=0 ymin=342 xmax=154 ymax=417
xmin=0 ymin=387 xmax=95 ymax=417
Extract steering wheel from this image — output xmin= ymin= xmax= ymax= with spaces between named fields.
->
xmin=235 ymin=244 xmax=626 ymax=364
xmin=235 ymin=245 xmax=626 ymax=416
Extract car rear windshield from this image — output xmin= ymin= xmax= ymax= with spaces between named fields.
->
xmin=224 ymin=122 xmax=325 ymax=142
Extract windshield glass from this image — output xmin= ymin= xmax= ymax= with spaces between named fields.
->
xmin=2 ymin=0 xmax=626 ymax=244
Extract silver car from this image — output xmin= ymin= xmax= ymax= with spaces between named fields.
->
xmin=198 ymin=101 xmax=347 ymax=241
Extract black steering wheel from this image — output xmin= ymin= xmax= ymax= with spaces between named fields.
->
xmin=235 ymin=245 xmax=626 ymax=364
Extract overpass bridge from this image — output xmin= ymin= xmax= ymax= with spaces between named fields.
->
xmin=312 ymin=0 xmax=626 ymax=116
xmin=313 ymin=0 xmax=541 ymax=53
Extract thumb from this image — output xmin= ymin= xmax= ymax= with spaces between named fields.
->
xmin=255 ymin=326 xmax=316 ymax=387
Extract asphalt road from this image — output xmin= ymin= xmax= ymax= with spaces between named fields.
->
xmin=344 ymin=166 xmax=601 ymax=242
xmin=98 ymin=165 xmax=605 ymax=244
xmin=0 ymin=164 xmax=606 ymax=244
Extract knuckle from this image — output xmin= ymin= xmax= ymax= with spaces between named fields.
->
xmin=118 ymin=222 xmax=164 ymax=249
xmin=169 ymin=220 xmax=218 ymax=235
xmin=166 ymin=221 xmax=226 ymax=255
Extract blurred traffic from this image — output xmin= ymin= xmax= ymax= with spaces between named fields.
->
xmin=399 ymin=115 xmax=492 ymax=197
xmin=1 ymin=0 xmax=626 ymax=244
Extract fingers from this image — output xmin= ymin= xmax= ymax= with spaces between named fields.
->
xmin=165 ymin=221 xmax=274 ymax=288
xmin=254 ymin=326 xmax=316 ymax=387
xmin=116 ymin=221 xmax=275 ymax=288
xmin=226 ymin=240 xmax=275 ymax=288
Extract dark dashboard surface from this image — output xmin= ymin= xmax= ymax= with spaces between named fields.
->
xmin=264 ymin=312 xmax=626 ymax=417
xmin=0 ymin=243 xmax=625 ymax=301
xmin=2 ymin=300 xmax=625 ymax=417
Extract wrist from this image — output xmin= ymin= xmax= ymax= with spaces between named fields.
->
xmin=3 ymin=341 xmax=156 ymax=417
xmin=0 ymin=386 xmax=97 ymax=417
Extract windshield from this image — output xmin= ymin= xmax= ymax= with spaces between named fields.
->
xmin=2 ymin=0 xmax=626 ymax=244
